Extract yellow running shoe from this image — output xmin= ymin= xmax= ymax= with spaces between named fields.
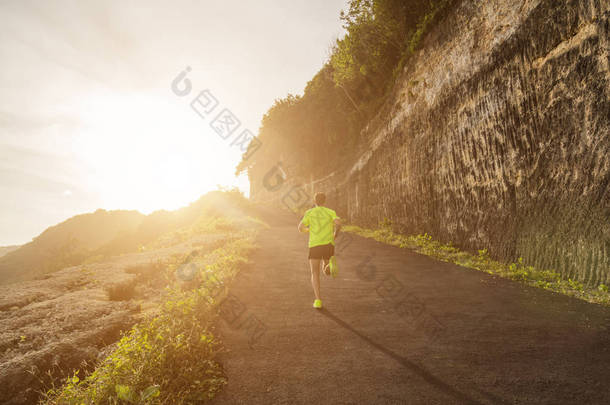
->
xmin=313 ymin=299 xmax=322 ymax=309
xmin=329 ymin=256 xmax=338 ymax=278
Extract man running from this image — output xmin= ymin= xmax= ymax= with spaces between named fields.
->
xmin=298 ymin=192 xmax=341 ymax=309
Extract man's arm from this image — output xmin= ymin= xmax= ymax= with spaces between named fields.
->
xmin=333 ymin=217 xmax=342 ymax=238
xmin=298 ymin=220 xmax=309 ymax=233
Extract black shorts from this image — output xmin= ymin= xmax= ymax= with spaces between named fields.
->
xmin=308 ymin=243 xmax=334 ymax=260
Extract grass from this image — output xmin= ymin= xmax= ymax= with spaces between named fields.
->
xmin=141 ymin=215 xmax=243 ymax=251
xmin=344 ymin=224 xmax=610 ymax=307
xmin=41 ymin=228 xmax=259 ymax=404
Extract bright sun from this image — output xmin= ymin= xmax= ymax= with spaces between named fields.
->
xmin=71 ymin=90 xmax=248 ymax=213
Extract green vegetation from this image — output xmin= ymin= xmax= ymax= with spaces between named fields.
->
xmin=345 ymin=224 xmax=610 ymax=307
xmin=236 ymin=0 xmax=457 ymax=179
xmin=42 ymin=230 xmax=259 ymax=404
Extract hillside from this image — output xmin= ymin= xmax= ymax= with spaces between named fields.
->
xmin=0 ymin=190 xmax=250 ymax=285
xmin=0 ymin=246 xmax=19 ymax=258
xmin=0 ymin=210 xmax=145 ymax=284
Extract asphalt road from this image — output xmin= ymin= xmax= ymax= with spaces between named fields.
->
xmin=210 ymin=207 xmax=610 ymax=404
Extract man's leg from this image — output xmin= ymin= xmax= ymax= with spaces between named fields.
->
xmin=323 ymin=244 xmax=335 ymax=277
xmin=309 ymin=259 xmax=321 ymax=301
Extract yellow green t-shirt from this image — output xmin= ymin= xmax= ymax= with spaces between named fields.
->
xmin=301 ymin=206 xmax=339 ymax=248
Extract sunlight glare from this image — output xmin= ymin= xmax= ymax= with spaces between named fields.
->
xmin=71 ymin=90 xmax=246 ymax=213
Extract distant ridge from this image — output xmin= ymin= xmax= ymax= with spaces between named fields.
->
xmin=0 ymin=245 xmax=20 ymax=258
xmin=0 ymin=190 xmax=247 ymax=285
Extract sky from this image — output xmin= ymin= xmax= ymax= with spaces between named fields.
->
xmin=0 ymin=0 xmax=347 ymax=246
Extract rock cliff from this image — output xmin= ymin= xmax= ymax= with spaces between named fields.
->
xmin=249 ymin=0 xmax=609 ymax=286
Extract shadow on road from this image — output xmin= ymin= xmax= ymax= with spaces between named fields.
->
xmin=320 ymin=309 xmax=510 ymax=405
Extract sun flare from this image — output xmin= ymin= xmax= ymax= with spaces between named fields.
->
xmin=71 ymin=90 xmax=247 ymax=214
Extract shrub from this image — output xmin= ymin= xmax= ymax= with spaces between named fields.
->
xmin=105 ymin=279 xmax=138 ymax=301
xmin=125 ymin=261 xmax=167 ymax=287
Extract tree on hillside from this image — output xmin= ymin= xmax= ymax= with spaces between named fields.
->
xmin=236 ymin=0 xmax=457 ymax=183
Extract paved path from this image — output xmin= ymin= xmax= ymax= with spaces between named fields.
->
xmin=210 ymin=207 xmax=610 ymax=404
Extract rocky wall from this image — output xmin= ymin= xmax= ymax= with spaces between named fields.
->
xmin=250 ymin=0 xmax=609 ymax=286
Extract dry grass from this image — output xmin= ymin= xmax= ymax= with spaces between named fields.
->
xmin=105 ymin=279 xmax=138 ymax=301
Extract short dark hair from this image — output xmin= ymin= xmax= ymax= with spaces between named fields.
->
xmin=314 ymin=192 xmax=326 ymax=205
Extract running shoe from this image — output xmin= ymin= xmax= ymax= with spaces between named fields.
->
xmin=329 ymin=256 xmax=338 ymax=278
xmin=313 ymin=299 xmax=322 ymax=309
